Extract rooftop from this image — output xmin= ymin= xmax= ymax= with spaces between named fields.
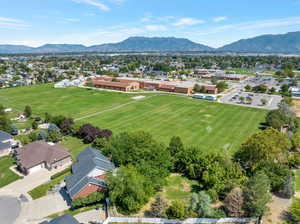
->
xmin=16 ymin=141 xmax=70 ymax=169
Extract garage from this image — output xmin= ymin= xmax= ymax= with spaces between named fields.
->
xmin=27 ymin=162 xmax=44 ymax=174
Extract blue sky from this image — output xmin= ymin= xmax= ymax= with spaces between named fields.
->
xmin=1 ymin=0 xmax=300 ymax=47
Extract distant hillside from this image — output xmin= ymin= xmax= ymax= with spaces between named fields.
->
xmin=218 ymin=31 xmax=300 ymax=53
xmin=1 ymin=32 xmax=300 ymax=54
xmin=0 ymin=37 xmax=213 ymax=54
xmin=34 ymin=44 xmax=86 ymax=53
xmin=0 ymin=45 xmax=34 ymax=54
xmin=87 ymin=37 xmax=214 ymax=52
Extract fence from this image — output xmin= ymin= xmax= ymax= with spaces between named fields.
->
xmin=103 ymin=216 xmax=259 ymax=224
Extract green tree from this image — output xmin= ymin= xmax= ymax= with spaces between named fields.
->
xmin=167 ymin=136 xmax=184 ymax=157
xmin=176 ymin=147 xmax=246 ymax=196
xmin=92 ymin=137 xmax=109 ymax=150
xmin=46 ymin=130 xmax=62 ymax=143
xmin=166 ymin=201 xmax=187 ymax=220
xmin=0 ymin=115 xmax=12 ymax=132
xmin=216 ymin=81 xmax=228 ymax=92
xmin=32 ymin=121 xmax=38 ymax=130
xmin=107 ymin=166 xmax=151 ymax=215
xmin=286 ymin=198 xmax=300 ymax=224
xmin=103 ymin=131 xmax=172 ymax=190
xmin=245 ymin=85 xmax=252 ymax=92
xmin=189 ymin=191 xmax=215 ymax=218
xmin=24 ymin=105 xmax=32 ymax=118
xmin=234 ymin=128 xmax=291 ymax=173
xmin=243 ymin=171 xmax=271 ymax=217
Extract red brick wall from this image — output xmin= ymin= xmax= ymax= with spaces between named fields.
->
xmin=73 ymin=184 xmax=104 ymax=200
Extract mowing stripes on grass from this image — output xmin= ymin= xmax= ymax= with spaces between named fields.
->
xmin=1 ymin=85 xmax=266 ymax=154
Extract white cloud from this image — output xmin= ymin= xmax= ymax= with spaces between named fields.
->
xmin=173 ymin=18 xmax=205 ymax=26
xmin=237 ymin=16 xmax=300 ymax=30
xmin=213 ymin=16 xmax=227 ymax=22
xmin=71 ymin=0 xmax=110 ymax=11
xmin=157 ymin=16 xmax=175 ymax=22
xmin=65 ymin=18 xmax=80 ymax=22
xmin=110 ymin=0 xmax=125 ymax=4
xmin=0 ymin=17 xmax=30 ymax=30
xmin=141 ymin=17 xmax=150 ymax=23
xmin=84 ymin=12 xmax=96 ymax=16
xmin=145 ymin=25 xmax=167 ymax=31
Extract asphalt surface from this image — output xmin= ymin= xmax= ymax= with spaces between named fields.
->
xmin=0 ymin=196 xmax=21 ymax=224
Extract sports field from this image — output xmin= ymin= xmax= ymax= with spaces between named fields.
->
xmin=0 ymin=84 xmax=266 ymax=152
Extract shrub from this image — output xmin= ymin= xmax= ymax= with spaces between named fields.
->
xmin=71 ymin=192 xmax=105 ymax=209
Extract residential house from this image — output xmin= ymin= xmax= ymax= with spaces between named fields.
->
xmin=15 ymin=141 xmax=71 ymax=175
xmin=40 ymin=214 xmax=80 ymax=224
xmin=65 ymin=147 xmax=115 ymax=200
xmin=0 ymin=130 xmax=13 ymax=157
xmin=290 ymin=87 xmax=300 ymax=98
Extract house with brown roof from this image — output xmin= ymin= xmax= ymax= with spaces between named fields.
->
xmin=15 ymin=141 xmax=71 ymax=175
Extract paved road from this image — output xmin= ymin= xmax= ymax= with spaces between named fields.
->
xmin=0 ymin=196 xmax=21 ymax=224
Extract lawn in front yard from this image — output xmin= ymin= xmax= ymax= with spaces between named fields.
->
xmin=0 ymin=156 xmax=22 ymax=188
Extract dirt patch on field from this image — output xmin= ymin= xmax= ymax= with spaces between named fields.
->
xmin=262 ymin=195 xmax=292 ymax=224
xmin=204 ymin=114 xmax=213 ymax=118
xmin=292 ymin=100 xmax=300 ymax=117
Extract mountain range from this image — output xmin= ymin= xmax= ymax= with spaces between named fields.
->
xmin=1 ymin=31 xmax=300 ymax=54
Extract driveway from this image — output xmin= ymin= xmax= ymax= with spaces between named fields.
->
xmin=0 ymin=196 xmax=21 ymax=224
xmin=15 ymin=192 xmax=69 ymax=224
xmin=0 ymin=165 xmax=70 ymax=196
xmin=0 ymin=166 xmax=71 ymax=224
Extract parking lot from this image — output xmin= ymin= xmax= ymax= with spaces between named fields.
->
xmin=220 ymin=90 xmax=282 ymax=110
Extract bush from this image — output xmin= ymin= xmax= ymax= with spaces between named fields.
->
xmin=166 ymin=201 xmax=187 ymax=220
xmin=71 ymin=192 xmax=105 ymax=209
xmin=78 ymin=123 xmax=100 ymax=143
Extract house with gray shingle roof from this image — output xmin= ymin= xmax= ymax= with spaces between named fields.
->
xmin=40 ymin=214 xmax=80 ymax=224
xmin=65 ymin=146 xmax=115 ymax=200
xmin=0 ymin=130 xmax=13 ymax=157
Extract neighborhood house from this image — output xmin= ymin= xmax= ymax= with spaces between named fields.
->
xmin=15 ymin=141 xmax=71 ymax=175
xmin=0 ymin=130 xmax=14 ymax=157
xmin=65 ymin=146 xmax=115 ymax=200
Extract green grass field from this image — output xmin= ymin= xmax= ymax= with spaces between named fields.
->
xmin=0 ymin=156 xmax=22 ymax=188
xmin=0 ymin=84 xmax=266 ymax=153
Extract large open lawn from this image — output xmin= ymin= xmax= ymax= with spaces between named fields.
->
xmin=0 ymin=84 xmax=266 ymax=152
